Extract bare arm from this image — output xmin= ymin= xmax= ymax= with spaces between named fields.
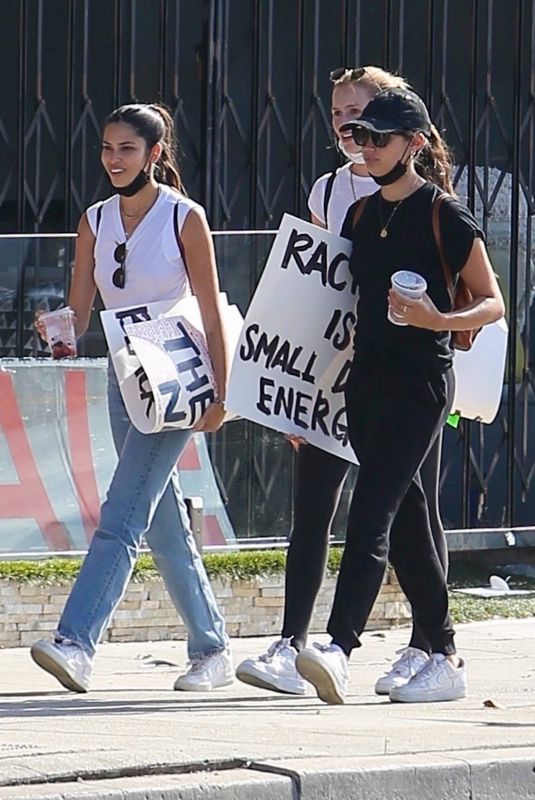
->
xmin=180 ymin=207 xmax=228 ymax=432
xmin=310 ymin=211 xmax=327 ymax=229
xmin=68 ymin=214 xmax=98 ymax=337
xmin=390 ymin=239 xmax=505 ymax=331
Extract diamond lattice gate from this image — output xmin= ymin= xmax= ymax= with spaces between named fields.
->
xmin=0 ymin=0 xmax=533 ymax=535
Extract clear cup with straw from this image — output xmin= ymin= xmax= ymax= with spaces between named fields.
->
xmin=39 ymin=307 xmax=77 ymax=359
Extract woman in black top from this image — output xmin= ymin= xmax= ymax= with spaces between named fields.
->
xmin=295 ymin=88 xmax=504 ymax=705
xmin=237 ymin=66 xmax=445 ymax=699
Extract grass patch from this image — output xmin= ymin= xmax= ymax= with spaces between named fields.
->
xmin=0 ymin=549 xmax=307 ymax=584
xmin=0 ymin=549 xmax=344 ymax=585
xmin=448 ymin=560 xmax=535 ymax=624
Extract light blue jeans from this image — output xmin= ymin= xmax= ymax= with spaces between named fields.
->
xmin=57 ymin=364 xmax=228 ymax=658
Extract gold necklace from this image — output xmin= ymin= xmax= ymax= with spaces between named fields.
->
xmin=378 ymin=197 xmax=403 ymax=238
xmin=378 ymin=178 xmax=426 ymax=238
xmin=122 ymin=209 xmax=145 ymax=218
xmin=120 ymin=187 xmax=160 ymax=219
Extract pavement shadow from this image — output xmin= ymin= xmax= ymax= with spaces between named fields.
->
xmin=0 ymin=692 xmax=383 ymax=719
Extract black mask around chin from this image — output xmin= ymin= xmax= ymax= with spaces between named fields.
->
xmin=368 ymin=139 xmax=413 ymax=186
xmin=112 ymin=168 xmax=151 ymax=197
xmin=369 ymin=160 xmax=408 ymax=186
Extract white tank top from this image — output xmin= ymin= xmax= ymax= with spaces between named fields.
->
xmin=86 ymin=184 xmax=205 ymax=309
xmin=307 ymin=163 xmax=377 ymax=234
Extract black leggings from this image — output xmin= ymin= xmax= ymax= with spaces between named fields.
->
xmin=326 ymin=357 xmax=455 ymax=656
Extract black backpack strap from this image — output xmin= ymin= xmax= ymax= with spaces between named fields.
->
xmin=89 ymin=202 xmax=104 ymax=250
xmin=173 ymin=201 xmax=191 ymax=283
xmin=322 ymin=169 xmax=338 ymax=223
xmin=96 ymin=203 xmax=103 ymax=234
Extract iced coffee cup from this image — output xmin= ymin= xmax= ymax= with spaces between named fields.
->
xmin=388 ymin=270 xmax=427 ymax=326
xmin=40 ymin=307 xmax=77 ymax=359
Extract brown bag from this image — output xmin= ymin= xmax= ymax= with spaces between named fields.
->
xmin=432 ymin=193 xmax=482 ymax=351
xmin=351 ymin=195 xmax=370 ymax=229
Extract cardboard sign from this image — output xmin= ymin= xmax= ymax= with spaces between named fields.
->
xmin=226 ymin=214 xmax=357 ymax=462
xmin=226 ymin=214 xmax=508 ymax=459
xmin=101 ymin=294 xmax=244 ymax=433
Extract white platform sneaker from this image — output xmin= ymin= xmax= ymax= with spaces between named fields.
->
xmin=374 ymin=647 xmax=430 ymax=695
xmin=31 ymin=639 xmax=92 ymax=693
xmin=236 ymin=638 xmax=306 ymax=695
xmin=295 ymin=642 xmax=349 ymax=705
xmin=389 ymin=653 xmax=467 ymax=703
xmin=174 ymin=649 xmax=234 ymax=691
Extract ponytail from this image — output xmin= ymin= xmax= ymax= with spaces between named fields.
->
xmin=105 ymin=102 xmax=186 ymax=194
xmin=414 ymin=124 xmax=455 ymax=196
xmin=147 ymin=104 xmax=186 ymax=194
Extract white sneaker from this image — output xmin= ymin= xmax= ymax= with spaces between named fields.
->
xmin=30 ymin=639 xmax=92 ymax=693
xmin=174 ymin=649 xmax=234 ymax=691
xmin=236 ymin=638 xmax=306 ymax=695
xmin=389 ymin=653 xmax=467 ymax=703
xmin=295 ymin=642 xmax=348 ymax=705
xmin=374 ymin=647 xmax=430 ymax=695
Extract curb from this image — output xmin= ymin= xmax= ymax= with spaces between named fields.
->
xmin=1 ymin=750 xmax=534 ymax=799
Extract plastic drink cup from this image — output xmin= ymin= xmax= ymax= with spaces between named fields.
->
xmin=388 ymin=270 xmax=427 ymax=326
xmin=40 ymin=307 xmax=77 ymax=359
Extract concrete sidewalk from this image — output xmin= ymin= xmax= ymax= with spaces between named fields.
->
xmin=0 ymin=619 xmax=534 ymax=799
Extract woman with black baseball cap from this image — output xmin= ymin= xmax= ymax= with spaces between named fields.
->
xmin=295 ymin=88 xmax=505 ymax=704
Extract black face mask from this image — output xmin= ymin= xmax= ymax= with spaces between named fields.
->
xmin=369 ymin=139 xmax=413 ymax=187
xmin=112 ymin=168 xmax=151 ymax=197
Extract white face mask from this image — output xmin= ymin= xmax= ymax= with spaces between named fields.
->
xmin=338 ymin=139 xmax=366 ymax=164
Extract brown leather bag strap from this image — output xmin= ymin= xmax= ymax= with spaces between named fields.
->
xmin=352 ymin=194 xmax=370 ymax=229
xmin=432 ymin=192 xmax=455 ymax=303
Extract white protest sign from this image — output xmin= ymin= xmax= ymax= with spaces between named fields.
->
xmin=451 ymin=317 xmax=508 ymax=423
xmin=226 ymin=213 xmax=507 ymax=464
xmin=226 ymin=214 xmax=357 ymax=462
xmin=101 ymin=294 xmax=244 ymax=433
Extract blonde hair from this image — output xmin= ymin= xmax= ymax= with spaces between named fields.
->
xmin=333 ymin=68 xmax=455 ymax=195
xmin=332 ymin=65 xmax=410 ymax=95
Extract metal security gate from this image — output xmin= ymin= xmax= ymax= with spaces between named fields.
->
xmin=0 ymin=0 xmax=533 ymax=535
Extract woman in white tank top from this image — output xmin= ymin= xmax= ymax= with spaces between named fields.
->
xmin=31 ymin=103 xmax=233 ymax=694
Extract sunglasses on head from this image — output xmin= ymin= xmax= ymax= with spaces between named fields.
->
xmin=112 ymin=242 xmax=126 ymax=288
xmin=350 ymin=127 xmax=406 ymax=148
xmin=329 ymin=66 xmax=366 ymax=83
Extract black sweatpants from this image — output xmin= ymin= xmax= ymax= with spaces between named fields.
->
xmin=282 ymin=397 xmax=448 ymax=654
xmin=326 ymin=355 xmax=455 ymax=656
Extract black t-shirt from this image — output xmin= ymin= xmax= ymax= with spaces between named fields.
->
xmin=340 ymin=182 xmax=484 ymax=367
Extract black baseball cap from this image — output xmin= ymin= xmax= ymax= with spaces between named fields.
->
xmin=340 ymin=88 xmax=432 ymax=137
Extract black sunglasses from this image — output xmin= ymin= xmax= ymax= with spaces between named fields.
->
xmin=112 ymin=242 xmax=126 ymax=288
xmin=350 ymin=126 xmax=405 ymax=148
xmin=329 ymin=66 xmax=366 ymax=83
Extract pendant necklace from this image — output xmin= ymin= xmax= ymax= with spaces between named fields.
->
xmin=378 ymin=197 xmax=403 ymax=238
